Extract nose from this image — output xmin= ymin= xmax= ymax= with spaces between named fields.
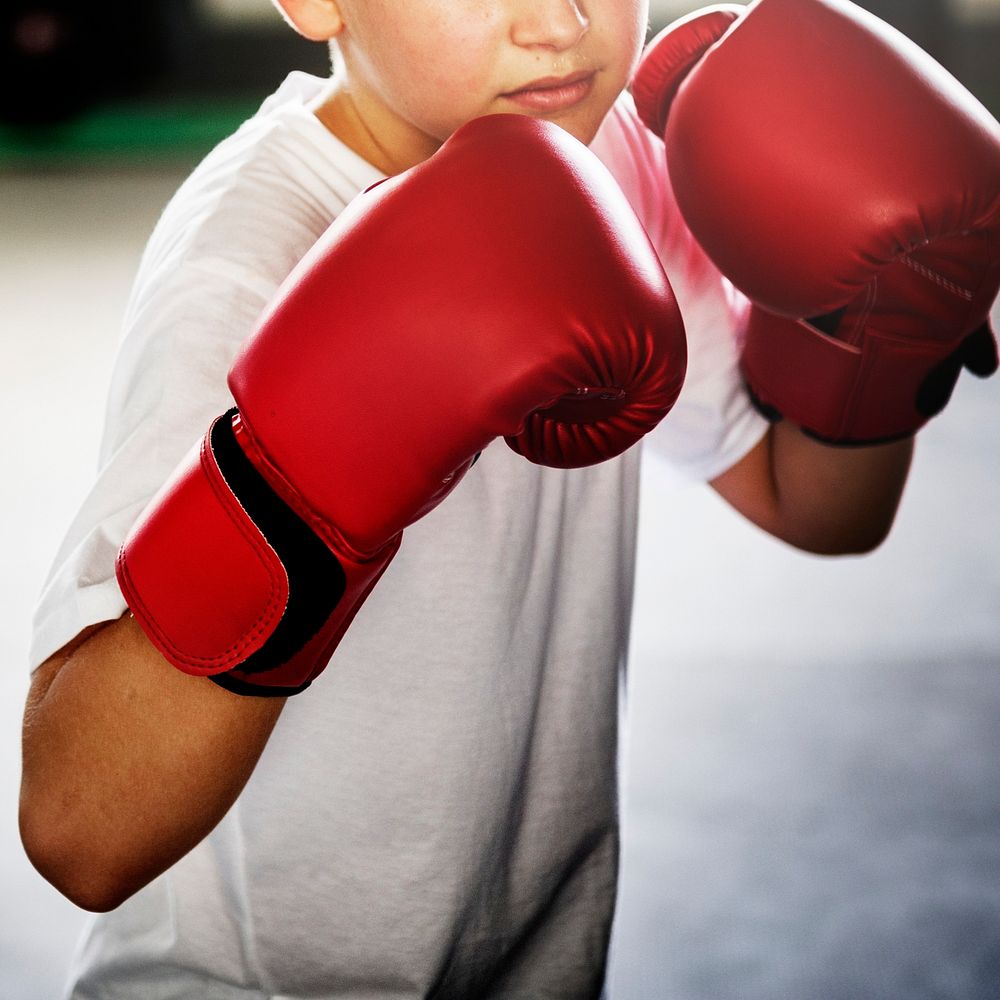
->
xmin=510 ymin=0 xmax=590 ymax=51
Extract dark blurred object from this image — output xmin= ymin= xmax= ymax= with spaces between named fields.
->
xmin=858 ymin=0 xmax=1000 ymax=116
xmin=860 ymin=0 xmax=952 ymax=57
xmin=0 ymin=0 xmax=332 ymax=165
xmin=0 ymin=1 xmax=194 ymax=126
xmin=859 ymin=0 xmax=953 ymax=66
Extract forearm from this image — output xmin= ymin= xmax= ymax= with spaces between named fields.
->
xmin=20 ymin=613 xmax=284 ymax=911
xmin=712 ymin=421 xmax=914 ymax=555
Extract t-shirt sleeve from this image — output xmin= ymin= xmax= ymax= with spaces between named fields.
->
xmin=28 ymin=74 xmax=383 ymax=674
xmin=589 ymin=92 xmax=768 ymax=483
xmin=28 ymin=252 xmax=274 ymax=671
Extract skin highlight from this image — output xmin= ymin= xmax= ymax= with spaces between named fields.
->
xmin=292 ymin=0 xmax=650 ymax=173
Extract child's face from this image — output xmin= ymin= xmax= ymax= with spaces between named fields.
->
xmin=328 ymin=0 xmax=648 ymax=171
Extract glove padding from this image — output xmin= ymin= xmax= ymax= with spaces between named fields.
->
xmin=117 ymin=114 xmax=688 ymax=695
xmin=634 ymin=0 xmax=1000 ymax=444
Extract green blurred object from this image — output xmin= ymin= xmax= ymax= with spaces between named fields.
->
xmin=0 ymin=97 xmax=260 ymax=167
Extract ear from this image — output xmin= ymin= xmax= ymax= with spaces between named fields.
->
xmin=271 ymin=0 xmax=344 ymax=42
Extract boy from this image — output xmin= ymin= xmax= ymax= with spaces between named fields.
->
xmin=23 ymin=0 xmax=990 ymax=996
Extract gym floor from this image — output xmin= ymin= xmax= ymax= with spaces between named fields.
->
xmin=1 ymin=166 xmax=998 ymax=1000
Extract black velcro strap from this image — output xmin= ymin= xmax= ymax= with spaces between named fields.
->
xmin=206 ymin=408 xmax=346 ymax=690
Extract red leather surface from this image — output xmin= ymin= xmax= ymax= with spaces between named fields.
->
xmin=740 ymin=308 xmax=962 ymax=441
xmin=118 ymin=115 xmax=686 ymax=682
xmin=635 ymin=0 xmax=1000 ymax=439
xmin=116 ymin=426 xmax=288 ymax=673
xmin=229 ymin=114 xmax=687 ymax=557
xmin=218 ymin=532 xmax=399 ymax=693
xmin=632 ymin=5 xmax=742 ymax=137
xmin=655 ymin=0 xmax=1000 ymax=316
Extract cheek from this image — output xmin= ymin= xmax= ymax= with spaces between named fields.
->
xmin=383 ymin=13 xmax=504 ymax=130
xmin=604 ymin=0 xmax=647 ymax=74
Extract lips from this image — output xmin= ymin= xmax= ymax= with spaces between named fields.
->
xmin=501 ymin=70 xmax=596 ymax=112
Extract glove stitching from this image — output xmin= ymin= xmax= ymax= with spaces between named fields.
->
xmin=198 ymin=428 xmax=287 ymax=661
xmin=121 ymin=428 xmax=287 ymax=670
xmin=901 ymin=255 xmax=974 ymax=301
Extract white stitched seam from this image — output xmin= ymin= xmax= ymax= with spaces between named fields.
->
xmin=902 ymin=255 xmax=974 ymax=301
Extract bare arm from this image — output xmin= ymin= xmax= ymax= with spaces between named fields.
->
xmin=710 ymin=420 xmax=914 ymax=556
xmin=19 ymin=613 xmax=285 ymax=912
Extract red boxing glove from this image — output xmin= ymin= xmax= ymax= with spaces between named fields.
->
xmin=116 ymin=114 xmax=687 ymax=696
xmin=633 ymin=0 xmax=1000 ymax=443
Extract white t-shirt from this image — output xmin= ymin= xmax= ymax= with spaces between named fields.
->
xmin=32 ymin=73 xmax=766 ymax=1000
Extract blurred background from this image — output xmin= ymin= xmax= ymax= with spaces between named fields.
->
xmin=2 ymin=1 xmax=998 ymax=997
xmin=1 ymin=0 xmax=999 ymax=157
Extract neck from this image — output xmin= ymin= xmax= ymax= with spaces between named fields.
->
xmin=310 ymin=76 xmax=440 ymax=177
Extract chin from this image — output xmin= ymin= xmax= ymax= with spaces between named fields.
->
xmin=550 ymin=107 xmax=613 ymax=147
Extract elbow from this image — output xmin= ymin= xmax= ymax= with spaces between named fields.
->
xmin=794 ymin=519 xmax=894 ymax=557
xmin=19 ymin=794 xmax=136 ymax=913
xmin=841 ymin=524 xmax=893 ymax=557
